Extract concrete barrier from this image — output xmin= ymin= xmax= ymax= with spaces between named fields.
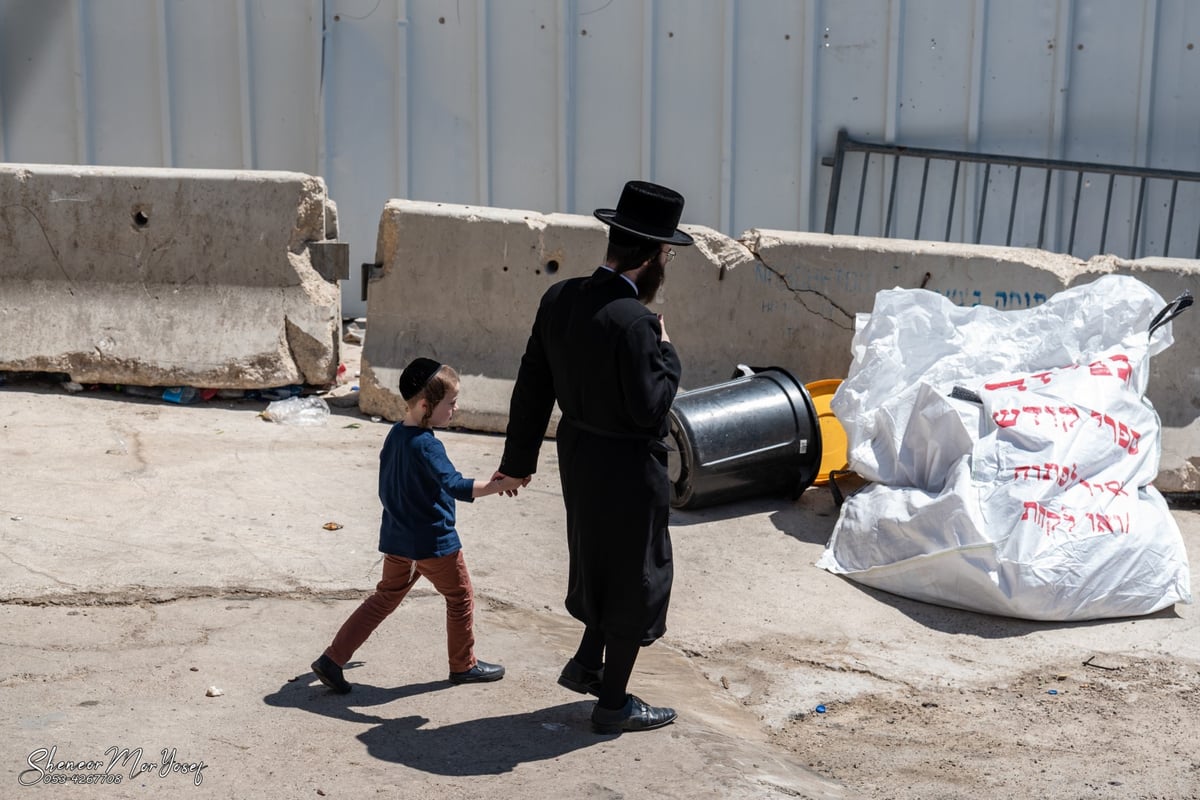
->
xmin=358 ymin=199 xmax=600 ymax=432
xmin=360 ymin=198 xmax=1200 ymax=489
xmin=0 ymin=164 xmax=346 ymax=388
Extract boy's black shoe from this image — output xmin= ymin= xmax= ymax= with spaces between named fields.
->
xmin=591 ymin=694 xmax=677 ymax=734
xmin=557 ymin=658 xmax=603 ymax=696
xmin=448 ymin=660 xmax=505 ymax=684
xmin=311 ymin=654 xmax=351 ymax=694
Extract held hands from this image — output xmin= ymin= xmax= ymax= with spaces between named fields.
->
xmin=490 ymin=471 xmax=531 ymax=497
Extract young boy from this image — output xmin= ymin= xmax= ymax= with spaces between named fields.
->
xmin=311 ymin=357 xmax=523 ymax=693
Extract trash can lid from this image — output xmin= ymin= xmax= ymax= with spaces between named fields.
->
xmin=806 ymin=379 xmax=847 ymax=486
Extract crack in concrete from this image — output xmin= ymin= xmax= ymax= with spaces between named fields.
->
xmin=1 ymin=584 xmax=529 ymax=624
xmin=0 ymin=551 xmax=73 ymax=588
xmin=752 ymin=254 xmax=854 ymax=331
xmin=2 ymin=203 xmax=75 ymax=292
xmin=0 ymin=586 xmax=371 ymax=607
xmin=795 ymin=656 xmax=917 ymax=690
xmin=2 ymin=667 xmax=90 ymax=687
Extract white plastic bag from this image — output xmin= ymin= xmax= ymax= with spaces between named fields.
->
xmin=817 ymin=275 xmax=1192 ymax=621
xmin=262 ymin=395 xmax=331 ymax=426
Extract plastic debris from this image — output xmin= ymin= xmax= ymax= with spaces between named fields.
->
xmin=259 ymin=385 xmax=303 ymax=401
xmin=815 ymin=704 xmax=827 ymax=714
xmin=120 ymin=385 xmax=162 ymax=399
xmin=162 ymin=387 xmax=198 ymax=404
xmin=262 ymin=396 xmax=330 ymax=426
xmin=117 ymin=385 xmax=214 ymax=404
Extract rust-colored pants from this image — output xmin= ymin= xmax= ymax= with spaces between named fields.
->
xmin=324 ymin=550 xmax=476 ymax=673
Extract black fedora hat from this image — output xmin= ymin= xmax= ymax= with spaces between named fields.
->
xmin=594 ymin=181 xmax=694 ymax=246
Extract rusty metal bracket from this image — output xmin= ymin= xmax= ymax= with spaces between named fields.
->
xmin=308 ymin=241 xmax=350 ymax=282
xmin=360 ymin=262 xmax=384 ymax=302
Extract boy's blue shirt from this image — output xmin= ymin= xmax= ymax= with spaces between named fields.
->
xmin=378 ymin=423 xmax=475 ymax=559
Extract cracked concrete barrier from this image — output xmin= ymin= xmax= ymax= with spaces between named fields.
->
xmin=745 ymin=234 xmax=1200 ymax=490
xmin=357 ymin=199 xmax=833 ymax=427
xmin=359 ymin=199 xmax=606 ymax=431
xmin=359 ymin=200 xmax=1200 ymax=487
xmin=0 ymin=164 xmax=347 ymax=388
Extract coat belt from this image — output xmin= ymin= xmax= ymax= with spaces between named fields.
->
xmin=562 ymin=416 xmax=660 ymax=444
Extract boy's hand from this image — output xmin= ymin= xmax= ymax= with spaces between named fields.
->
xmin=490 ymin=471 xmax=530 ymax=497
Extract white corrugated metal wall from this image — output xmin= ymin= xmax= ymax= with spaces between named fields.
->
xmin=2 ymin=0 xmax=1197 ymax=316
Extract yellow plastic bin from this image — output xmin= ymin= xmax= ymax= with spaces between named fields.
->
xmin=805 ymin=379 xmax=848 ymax=486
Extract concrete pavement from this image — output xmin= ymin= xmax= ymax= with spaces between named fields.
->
xmin=2 ymin=377 xmax=1197 ymax=798
xmin=0 ymin=380 xmax=846 ymax=799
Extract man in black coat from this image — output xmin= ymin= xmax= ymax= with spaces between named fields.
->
xmin=495 ymin=181 xmax=694 ymax=734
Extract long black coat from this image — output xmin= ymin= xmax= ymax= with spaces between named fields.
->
xmin=500 ymin=267 xmax=681 ymax=644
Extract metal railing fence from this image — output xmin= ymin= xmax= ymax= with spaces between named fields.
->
xmin=822 ymin=129 xmax=1200 ymax=260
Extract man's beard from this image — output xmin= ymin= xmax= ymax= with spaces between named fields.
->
xmin=635 ymin=259 xmax=665 ymax=303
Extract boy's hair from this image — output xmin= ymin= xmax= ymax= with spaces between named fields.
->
xmin=605 ymin=229 xmax=661 ymax=274
xmin=411 ymin=364 xmax=460 ymax=427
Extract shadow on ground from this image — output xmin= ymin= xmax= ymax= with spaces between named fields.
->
xmin=354 ymin=701 xmax=600 ymax=775
xmin=264 ymin=670 xmax=600 ymax=775
xmin=816 ymin=564 xmax=1184 ymax=641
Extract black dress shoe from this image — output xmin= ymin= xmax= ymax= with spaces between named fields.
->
xmin=591 ymin=694 xmax=677 ymax=734
xmin=557 ymin=658 xmax=603 ymax=696
xmin=311 ymin=654 xmax=351 ymax=694
xmin=448 ymin=660 xmax=505 ymax=684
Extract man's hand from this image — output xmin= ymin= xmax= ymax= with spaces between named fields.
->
xmin=657 ymin=313 xmax=670 ymax=344
xmin=490 ymin=471 xmax=531 ymax=497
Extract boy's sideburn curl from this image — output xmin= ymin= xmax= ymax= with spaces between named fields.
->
xmin=415 ymin=365 xmax=460 ymax=427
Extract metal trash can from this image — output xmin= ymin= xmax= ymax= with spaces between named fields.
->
xmin=666 ymin=367 xmax=823 ymax=509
